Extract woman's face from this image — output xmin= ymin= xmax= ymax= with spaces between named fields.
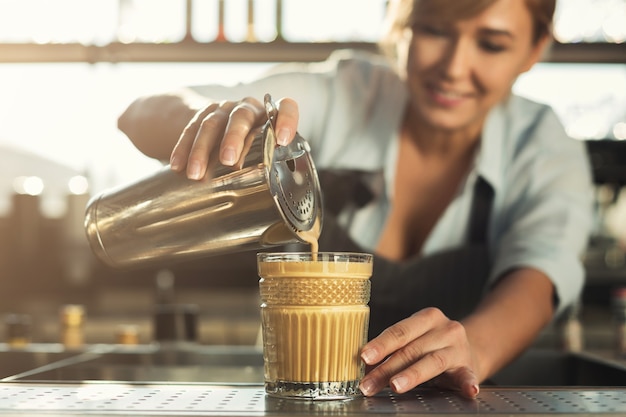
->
xmin=405 ymin=0 xmax=547 ymax=135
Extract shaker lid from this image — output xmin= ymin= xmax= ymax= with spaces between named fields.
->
xmin=263 ymin=94 xmax=323 ymax=237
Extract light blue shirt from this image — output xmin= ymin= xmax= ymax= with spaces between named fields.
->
xmin=191 ymin=49 xmax=595 ymax=315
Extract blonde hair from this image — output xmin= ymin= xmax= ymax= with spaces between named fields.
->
xmin=379 ymin=0 xmax=556 ymax=67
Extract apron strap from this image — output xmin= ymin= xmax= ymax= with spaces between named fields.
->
xmin=315 ymin=170 xmax=496 ymax=337
xmin=467 ymin=176 xmax=494 ymax=245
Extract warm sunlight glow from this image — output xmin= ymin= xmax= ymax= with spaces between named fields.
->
xmin=0 ymin=0 xmax=624 ymax=195
xmin=68 ymin=176 xmax=89 ymax=195
xmin=13 ymin=176 xmax=45 ymax=196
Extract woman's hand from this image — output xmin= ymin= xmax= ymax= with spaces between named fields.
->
xmin=169 ymin=96 xmax=300 ymax=180
xmin=359 ymin=307 xmax=481 ymax=399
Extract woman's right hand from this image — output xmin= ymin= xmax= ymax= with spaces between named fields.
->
xmin=170 ymin=96 xmax=300 ymax=180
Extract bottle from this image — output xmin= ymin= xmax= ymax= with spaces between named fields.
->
xmin=115 ymin=324 xmax=139 ymax=346
xmin=5 ymin=314 xmax=32 ymax=349
xmin=59 ymin=304 xmax=85 ymax=349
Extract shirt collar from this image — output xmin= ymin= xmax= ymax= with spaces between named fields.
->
xmin=475 ymin=102 xmax=507 ymax=195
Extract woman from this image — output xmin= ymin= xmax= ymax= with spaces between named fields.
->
xmin=118 ymin=0 xmax=593 ymax=399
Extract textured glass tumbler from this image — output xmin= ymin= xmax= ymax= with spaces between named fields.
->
xmin=257 ymin=252 xmax=373 ymax=400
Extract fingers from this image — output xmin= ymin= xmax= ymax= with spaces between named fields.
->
xmin=361 ymin=307 xmax=447 ymax=366
xmin=220 ymin=98 xmax=264 ymax=167
xmin=189 ymin=102 xmax=236 ymax=179
xmin=170 ymin=97 xmax=299 ymax=180
xmin=432 ymin=367 xmax=480 ymax=399
xmin=170 ymin=101 xmax=236 ymax=179
xmin=274 ymin=98 xmax=299 ymax=145
xmin=359 ymin=308 xmax=478 ymax=398
xmin=170 ymin=102 xmax=219 ymax=174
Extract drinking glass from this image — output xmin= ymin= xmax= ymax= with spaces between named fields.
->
xmin=257 ymin=252 xmax=373 ymax=400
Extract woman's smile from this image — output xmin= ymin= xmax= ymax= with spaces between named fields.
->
xmin=426 ymin=84 xmax=472 ymax=108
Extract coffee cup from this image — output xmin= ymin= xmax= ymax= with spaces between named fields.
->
xmin=257 ymin=252 xmax=373 ymax=400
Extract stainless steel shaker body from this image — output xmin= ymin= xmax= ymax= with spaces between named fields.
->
xmin=85 ymin=95 xmax=322 ymax=269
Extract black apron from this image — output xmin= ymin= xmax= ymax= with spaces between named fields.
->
xmin=315 ymin=170 xmax=494 ymax=339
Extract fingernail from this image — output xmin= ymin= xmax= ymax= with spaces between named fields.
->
xmin=188 ymin=161 xmax=202 ymax=180
xmin=277 ymin=128 xmax=290 ymax=146
xmin=391 ymin=376 xmax=408 ymax=392
xmin=472 ymin=384 xmax=480 ymax=396
xmin=361 ymin=349 xmax=376 ymax=365
xmin=359 ymin=378 xmax=375 ymax=396
xmin=222 ymin=147 xmax=237 ymax=165
xmin=170 ymin=156 xmax=181 ymax=171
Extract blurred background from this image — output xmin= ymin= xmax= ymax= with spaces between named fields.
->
xmin=0 ymin=0 xmax=625 ymax=350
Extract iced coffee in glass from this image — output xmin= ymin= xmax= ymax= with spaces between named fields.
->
xmin=257 ymin=252 xmax=373 ymax=400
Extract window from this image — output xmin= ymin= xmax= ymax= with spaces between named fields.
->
xmin=0 ymin=0 xmax=623 ymax=46
xmin=0 ymin=0 xmax=624 ymax=190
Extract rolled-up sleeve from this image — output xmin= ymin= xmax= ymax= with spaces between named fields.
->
xmin=489 ymin=103 xmax=594 ymax=316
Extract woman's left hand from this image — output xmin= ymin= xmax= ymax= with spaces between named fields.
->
xmin=358 ymin=307 xmax=481 ymax=399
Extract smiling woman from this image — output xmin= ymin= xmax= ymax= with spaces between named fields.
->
xmin=0 ymin=0 xmax=623 ymax=400
xmin=113 ymin=0 xmax=601 ymax=400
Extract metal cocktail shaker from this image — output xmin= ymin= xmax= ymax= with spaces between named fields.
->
xmin=84 ymin=94 xmax=323 ymax=269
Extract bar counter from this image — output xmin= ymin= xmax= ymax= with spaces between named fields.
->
xmin=0 ymin=382 xmax=625 ymax=416
xmin=0 ymin=344 xmax=625 ymax=416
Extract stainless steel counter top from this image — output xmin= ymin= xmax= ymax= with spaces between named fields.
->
xmin=0 ymin=382 xmax=625 ymax=416
xmin=0 ymin=344 xmax=625 ymax=416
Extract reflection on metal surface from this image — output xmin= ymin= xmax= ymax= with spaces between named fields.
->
xmin=491 ymin=348 xmax=626 ymax=387
xmin=3 ymin=345 xmax=624 ymax=388
xmin=0 ymin=344 xmax=81 ymax=379
xmin=0 ymin=345 xmax=625 ymax=414
xmin=0 ymin=384 xmax=625 ymax=415
xmin=3 ymin=344 xmax=265 ymax=384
